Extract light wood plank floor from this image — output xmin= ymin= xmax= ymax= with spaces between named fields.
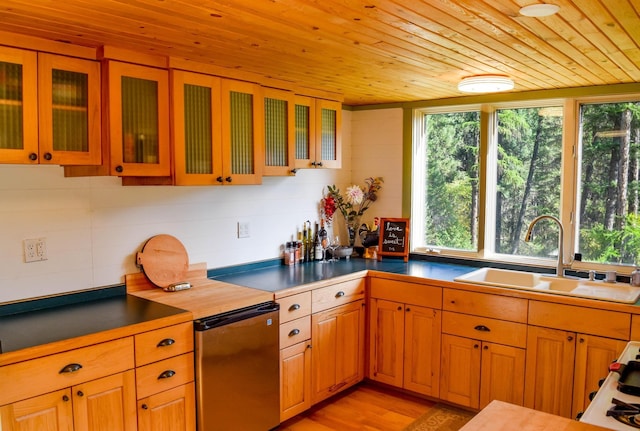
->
xmin=277 ymin=382 xmax=438 ymax=431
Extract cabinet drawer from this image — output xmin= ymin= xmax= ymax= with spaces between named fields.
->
xmin=442 ymin=311 xmax=527 ymax=348
xmin=443 ymin=289 xmax=527 ymax=323
xmin=529 ymin=301 xmax=630 ymax=339
xmin=0 ymin=337 xmax=134 ymax=406
xmin=370 ymin=278 xmax=441 ymax=309
xmin=136 ymin=352 xmax=195 ymax=399
xmin=278 ymin=292 xmax=312 ymax=323
xmin=135 ymin=322 xmax=194 ymax=366
xmin=280 ymin=316 xmax=311 ymax=349
xmin=312 ymin=278 xmax=365 ymax=313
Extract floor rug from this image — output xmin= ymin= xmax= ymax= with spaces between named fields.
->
xmin=403 ymin=403 xmax=476 ymax=431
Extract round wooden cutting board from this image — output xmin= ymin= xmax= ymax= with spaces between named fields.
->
xmin=136 ymin=234 xmax=189 ymax=288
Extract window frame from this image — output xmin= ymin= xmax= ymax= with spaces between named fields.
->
xmin=410 ymin=92 xmax=640 ymax=275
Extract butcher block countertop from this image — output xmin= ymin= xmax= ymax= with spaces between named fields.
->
xmin=460 ymin=401 xmax=609 ymax=431
xmin=126 ymin=263 xmax=274 ymax=320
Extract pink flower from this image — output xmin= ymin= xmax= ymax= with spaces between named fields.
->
xmin=345 ymin=185 xmax=364 ymax=205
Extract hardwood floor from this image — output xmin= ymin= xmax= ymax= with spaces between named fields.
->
xmin=277 ymin=382 xmax=437 ymax=431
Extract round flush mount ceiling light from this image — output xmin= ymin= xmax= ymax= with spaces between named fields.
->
xmin=519 ymin=4 xmax=560 ymax=17
xmin=458 ymin=75 xmax=515 ymax=93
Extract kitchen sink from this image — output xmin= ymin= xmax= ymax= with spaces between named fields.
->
xmin=454 ymin=267 xmax=640 ymax=304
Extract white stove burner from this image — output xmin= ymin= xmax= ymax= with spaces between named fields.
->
xmin=581 ymin=341 xmax=640 ymax=430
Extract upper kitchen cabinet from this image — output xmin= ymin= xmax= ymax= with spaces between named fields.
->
xmin=220 ymin=79 xmax=263 ymax=185
xmin=38 ymin=53 xmax=101 ymax=165
xmin=263 ymin=88 xmax=295 ymax=176
xmin=293 ymin=96 xmax=341 ymax=169
xmin=171 ymin=70 xmax=223 ymax=186
xmin=103 ymin=60 xmax=170 ymax=177
xmin=0 ymin=46 xmax=38 ymax=164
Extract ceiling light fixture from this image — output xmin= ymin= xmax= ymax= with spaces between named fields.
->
xmin=458 ymin=75 xmax=514 ymax=93
xmin=519 ymin=4 xmax=560 ymax=17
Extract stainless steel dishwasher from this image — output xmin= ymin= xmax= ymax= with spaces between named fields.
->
xmin=194 ymin=301 xmax=280 ymax=431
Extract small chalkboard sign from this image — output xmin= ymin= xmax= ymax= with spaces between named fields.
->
xmin=377 ymin=218 xmax=410 ymax=262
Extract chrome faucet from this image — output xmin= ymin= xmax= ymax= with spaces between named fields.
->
xmin=525 ymin=215 xmax=565 ymax=278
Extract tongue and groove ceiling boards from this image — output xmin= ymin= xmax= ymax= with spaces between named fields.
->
xmin=1 ymin=0 xmax=639 ymax=105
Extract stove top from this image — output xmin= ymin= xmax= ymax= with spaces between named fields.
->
xmin=581 ymin=341 xmax=640 ymax=430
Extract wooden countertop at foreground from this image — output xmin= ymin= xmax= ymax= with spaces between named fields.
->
xmin=126 ymin=263 xmax=273 ymax=320
xmin=460 ymin=400 xmax=610 ymax=431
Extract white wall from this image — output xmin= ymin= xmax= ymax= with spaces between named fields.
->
xmin=0 ymin=108 xmax=404 ymax=303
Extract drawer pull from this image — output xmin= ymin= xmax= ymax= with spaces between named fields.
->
xmin=474 ymin=325 xmax=491 ymax=332
xmin=289 ymin=304 xmax=301 ymax=311
xmin=289 ymin=329 xmax=301 ymax=337
xmin=59 ymin=363 xmax=83 ymax=374
xmin=141 ymin=404 xmax=149 ymax=410
xmin=158 ymin=370 xmax=176 ymax=379
xmin=335 ymin=291 xmax=345 ymax=298
xmin=62 ymin=395 xmax=70 ymax=402
xmin=157 ymin=338 xmax=176 ymax=347
xmin=76 ymin=390 xmax=84 ymax=397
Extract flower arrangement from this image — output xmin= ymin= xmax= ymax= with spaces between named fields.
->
xmin=322 ymin=177 xmax=384 ymax=227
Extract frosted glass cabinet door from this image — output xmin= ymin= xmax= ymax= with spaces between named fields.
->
xmin=38 ymin=53 xmax=101 ymax=165
xmin=315 ymin=99 xmax=342 ymax=169
xmin=220 ymin=79 xmax=263 ymax=185
xmin=104 ymin=61 xmax=170 ymax=176
xmin=171 ymin=70 xmax=223 ymax=185
xmin=0 ymin=46 xmax=38 ymax=164
xmin=263 ymin=88 xmax=295 ymax=176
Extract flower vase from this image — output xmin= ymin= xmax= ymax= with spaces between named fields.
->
xmin=344 ymin=215 xmax=362 ymax=248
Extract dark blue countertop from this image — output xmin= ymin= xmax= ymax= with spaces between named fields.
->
xmin=210 ymin=257 xmax=476 ymax=292
xmin=0 ymin=290 xmax=188 ymax=355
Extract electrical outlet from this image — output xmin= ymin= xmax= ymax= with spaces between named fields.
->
xmin=237 ymin=221 xmax=250 ymax=238
xmin=24 ymin=238 xmax=47 ymax=263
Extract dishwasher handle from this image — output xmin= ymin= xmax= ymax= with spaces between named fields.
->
xmin=194 ymin=302 xmax=279 ymax=331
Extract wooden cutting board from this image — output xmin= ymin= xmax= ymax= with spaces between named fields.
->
xmin=136 ymin=234 xmax=189 ymax=288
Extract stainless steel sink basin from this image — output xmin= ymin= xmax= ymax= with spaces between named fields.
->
xmin=454 ymin=267 xmax=640 ymax=304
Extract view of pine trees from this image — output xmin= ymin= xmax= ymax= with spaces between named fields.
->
xmin=421 ymin=101 xmax=640 ymax=266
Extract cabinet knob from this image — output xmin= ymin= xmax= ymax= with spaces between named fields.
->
xmin=483 ymin=345 xmax=489 ymax=350
xmin=225 ymin=176 xmax=232 ymax=183
xmin=157 ymin=338 xmax=175 ymax=347
xmin=76 ymin=391 xmax=84 ymax=397
xmin=62 ymin=395 xmax=70 ymax=402
xmin=310 ymin=161 xmax=317 ymax=167
xmin=316 ymin=161 xmax=323 ymax=167
xmin=29 ymin=153 xmax=38 ymax=161
xmin=397 ymin=306 xmax=402 ymax=311
xmin=141 ymin=404 xmax=149 ymax=410
xmin=406 ymin=307 xmax=411 ymax=312
xmin=335 ymin=291 xmax=345 ymax=298
xmin=289 ymin=303 xmax=301 ymax=311
xmin=59 ymin=363 xmax=83 ymax=374
xmin=158 ymin=370 xmax=176 ymax=379
xmin=579 ymin=337 xmax=585 ymax=343
xmin=43 ymin=152 xmax=52 ymax=161
xmin=291 ymin=168 xmax=298 ymax=175
xmin=115 ymin=165 xmax=124 ymax=173
xmin=474 ymin=344 xmax=480 ymax=349
xmin=567 ymin=335 xmax=574 ymax=342
xmin=216 ymin=176 xmax=224 ymax=183
xmin=289 ymin=329 xmax=301 ymax=337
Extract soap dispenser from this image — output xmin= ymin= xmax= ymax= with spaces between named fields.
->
xmin=631 ymin=266 xmax=640 ymax=287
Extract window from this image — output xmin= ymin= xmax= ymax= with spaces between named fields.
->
xmin=576 ymin=100 xmax=640 ymax=266
xmin=412 ymin=95 xmax=640 ymax=272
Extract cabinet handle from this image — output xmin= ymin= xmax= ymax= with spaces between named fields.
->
xmin=289 ymin=329 xmax=300 ymax=337
xmin=43 ymin=152 xmax=52 ymax=161
xmin=157 ymin=338 xmax=175 ymax=347
xmin=397 ymin=305 xmax=402 ymax=311
xmin=29 ymin=153 xmax=38 ymax=161
xmin=483 ymin=345 xmax=489 ymax=350
xmin=141 ymin=404 xmax=149 ymax=410
xmin=567 ymin=335 xmax=574 ymax=342
xmin=289 ymin=303 xmax=301 ymax=311
xmin=77 ymin=391 xmax=84 ymax=397
xmin=579 ymin=337 xmax=585 ymax=343
xmin=291 ymin=168 xmax=298 ymax=175
xmin=216 ymin=176 xmax=224 ymax=183
xmin=473 ymin=344 xmax=479 ymax=349
xmin=115 ymin=165 xmax=123 ymax=173
xmin=335 ymin=291 xmax=345 ymax=298
xmin=474 ymin=325 xmax=491 ymax=332
xmin=59 ymin=363 xmax=83 ymax=374
xmin=316 ymin=161 xmax=323 ymax=167
xmin=62 ymin=395 xmax=70 ymax=402
xmin=311 ymin=161 xmax=317 ymax=167
xmin=225 ymin=176 xmax=232 ymax=183
xmin=306 ymin=344 xmax=312 ymax=350
xmin=158 ymin=370 xmax=176 ymax=379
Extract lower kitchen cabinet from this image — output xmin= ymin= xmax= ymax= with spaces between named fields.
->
xmin=311 ymin=299 xmax=365 ymax=404
xmin=524 ymin=325 xmax=627 ymax=418
xmin=137 ymin=382 xmax=196 ymax=431
xmin=369 ymin=298 xmax=441 ymax=397
xmin=280 ymin=341 xmax=312 ymax=421
xmin=0 ymin=370 xmax=137 ymax=431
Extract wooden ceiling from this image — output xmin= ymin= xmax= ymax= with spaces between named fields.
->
xmin=1 ymin=0 xmax=639 ymax=106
